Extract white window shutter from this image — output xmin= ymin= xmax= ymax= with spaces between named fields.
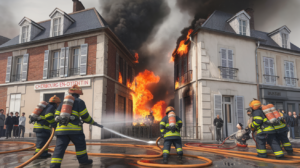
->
xmin=15 ymin=94 xmax=21 ymax=113
xmin=290 ymin=62 xmax=294 ymax=78
xmin=221 ymin=49 xmax=227 ymax=78
xmin=43 ymin=50 xmax=49 ymax=79
xmin=214 ymin=95 xmax=222 ymax=118
xmin=269 ymin=58 xmax=275 ymax=83
xmin=236 ymin=96 xmax=244 ymax=124
xmin=9 ymin=94 xmax=16 ymax=113
xmin=80 ymin=44 xmax=88 ymax=76
xmin=5 ymin=56 xmax=12 ymax=83
xmin=263 ymin=57 xmax=269 ymax=83
xmin=116 ymin=53 xmax=119 ymax=80
xmin=228 ymin=50 xmax=233 ymax=79
xmin=60 ymin=48 xmax=65 ymax=77
xmin=285 ymin=61 xmax=290 ymax=85
xmin=21 ymin=54 xmax=29 ymax=81
xmin=65 ymin=47 xmax=70 ymax=77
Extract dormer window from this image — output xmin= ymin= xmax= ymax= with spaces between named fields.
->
xmin=282 ymin=33 xmax=288 ymax=48
xmin=239 ymin=19 xmax=246 ymax=35
xmin=53 ymin=17 xmax=62 ymax=37
xmin=21 ymin=26 xmax=29 ymax=43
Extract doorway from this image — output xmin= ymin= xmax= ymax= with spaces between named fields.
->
xmin=43 ymin=93 xmax=65 ymax=103
xmin=184 ymin=96 xmax=193 ymax=138
xmin=222 ymin=97 xmax=233 ymax=138
xmin=287 ymin=103 xmax=295 ymax=114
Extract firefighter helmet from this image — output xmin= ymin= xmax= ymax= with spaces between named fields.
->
xmin=49 ymin=95 xmax=61 ymax=104
xmin=69 ymin=85 xmax=83 ymax=95
xmin=166 ymin=106 xmax=175 ymax=114
xmin=249 ymin=99 xmax=261 ymax=110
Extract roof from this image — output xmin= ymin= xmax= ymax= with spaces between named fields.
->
xmin=199 ymin=10 xmax=300 ymax=53
xmin=0 ymin=36 xmax=10 ymax=45
xmin=0 ymin=8 xmax=105 ymax=49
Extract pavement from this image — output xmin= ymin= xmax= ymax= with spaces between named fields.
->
xmin=1 ymin=137 xmax=300 ymax=168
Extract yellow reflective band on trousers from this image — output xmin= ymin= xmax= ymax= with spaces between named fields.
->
xmin=55 ymin=123 xmax=82 ymax=132
xmin=35 ymin=148 xmax=41 ymax=152
xmin=176 ymin=148 xmax=183 ymax=152
xmin=163 ymin=150 xmax=169 ymax=154
xmin=283 ymin=142 xmax=291 ymax=147
xmin=164 ymin=131 xmax=180 ymax=138
xmin=76 ymin=150 xmax=87 ymax=156
xmin=34 ymin=123 xmax=51 ymax=130
xmin=160 ymin=129 xmax=164 ymax=133
xmin=160 ymin=122 xmax=165 ymax=126
xmin=274 ymin=151 xmax=284 ymax=156
xmin=51 ymin=158 xmax=62 ymax=164
xmin=256 ymin=149 xmax=267 ymax=153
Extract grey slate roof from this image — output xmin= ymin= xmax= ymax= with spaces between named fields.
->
xmin=0 ymin=36 xmax=10 ymax=45
xmin=0 ymin=8 xmax=106 ymax=49
xmin=201 ymin=10 xmax=300 ymax=52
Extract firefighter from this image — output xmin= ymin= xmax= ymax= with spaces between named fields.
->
xmin=160 ymin=106 xmax=183 ymax=164
xmin=50 ymin=85 xmax=103 ymax=168
xmin=248 ymin=99 xmax=284 ymax=158
xmin=274 ymin=111 xmax=293 ymax=155
xmin=33 ymin=95 xmax=61 ymax=158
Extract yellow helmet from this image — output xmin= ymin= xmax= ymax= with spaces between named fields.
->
xmin=166 ymin=106 xmax=175 ymax=114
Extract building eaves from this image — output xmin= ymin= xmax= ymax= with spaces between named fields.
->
xmin=227 ymin=10 xmax=250 ymax=23
xmin=0 ymin=36 xmax=10 ymax=45
xmin=260 ymin=43 xmax=300 ymax=55
xmin=267 ymin=25 xmax=291 ymax=36
xmin=201 ymin=11 xmax=217 ymax=27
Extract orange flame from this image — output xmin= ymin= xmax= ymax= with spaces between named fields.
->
xmin=175 ymin=81 xmax=179 ymax=89
xmin=128 ymin=70 xmax=165 ymax=122
xmin=134 ymin=53 xmax=139 ymax=63
xmin=151 ymin=100 xmax=166 ymax=121
xmin=170 ymin=29 xmax=193 ymax=62
xmin=118 ymin=72 xmax=123 ymax=84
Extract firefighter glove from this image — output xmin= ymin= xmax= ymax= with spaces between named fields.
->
xmin=93 ymin=122 xmax=103 ymax=128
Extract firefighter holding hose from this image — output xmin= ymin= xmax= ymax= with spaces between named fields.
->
xmin=248 ymin=99 xmax=284 ymax=158
xmin=32 ymin=95 xmax=61 ymax=158
xmin=50 ymin=85 xmax=103 ymax=168
xmin=160 ymin=106 xmax=183 ymax=164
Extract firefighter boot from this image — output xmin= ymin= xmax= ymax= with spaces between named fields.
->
xmin=177 ymin=155 xmax=183 ymax=164
xmin=163 ymin=157 xmax=168 ymax=164
xmin=80 ymin=159 xmax=93 ymax=165
xmin=287 ymin=150 xmax=294 ymax=155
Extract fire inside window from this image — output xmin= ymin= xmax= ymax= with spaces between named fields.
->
xmin=53 ymin=17 xmax=61 ymax=36
xmin=239 ymin=19 xmax=246 ymax=35
xmin=22 ymin=25 xmax=29 ymax=43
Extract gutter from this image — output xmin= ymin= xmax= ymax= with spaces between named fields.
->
xmin=255 ymin=41 xmax=260 ymax=100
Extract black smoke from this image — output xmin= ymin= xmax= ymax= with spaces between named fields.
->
xmin=0 ymin=5 xmax=18 ymax=39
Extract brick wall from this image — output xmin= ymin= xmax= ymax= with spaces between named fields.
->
xmin=0 ymin=87 xmax=7 ymax=114
xmin=85 ymin=36 xmax=97 ymax=75
xmin=0 ymin=52 xmax=13 ymax=84
xmin=27 ymin=45 xmax=48 ymax=81
xmin=107 ymin=39 xmax=117 ymax=79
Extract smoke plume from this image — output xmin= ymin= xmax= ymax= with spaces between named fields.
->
xmin=0 ymin=5 xmax=18 ymax=39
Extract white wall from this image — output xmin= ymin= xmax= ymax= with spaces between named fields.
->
xmin=229 ymin=13 xmax=251 ymax=36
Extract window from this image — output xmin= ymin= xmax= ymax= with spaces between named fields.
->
xmin=282 ymin=33 xmax=288 ymax=48
xmin=70 ymin=48 xmax=80 ymax=76
xmin=53 ymin=17 xmax=61 ymax=37
xmin=9 ymin=94 xmax=21 ymax=115
xmin=219 ymin=48 xmax=237 ymax=79
xmin=263 ymin=57 xmax=276 ymax=84
xmin=119 ymin=57 xmax=125 ymax=85
xmin=12 ymin=57 xmax=23 ymax=82
xmin=239 ymin=19 xmax=246 ymax=35
xmin=21 ymin=26 xmax=29 ymax=43
xmin=284 ymin=61 xmax=296 ymax=86
xmin=50 ymin=51 xmax=60 ymax=78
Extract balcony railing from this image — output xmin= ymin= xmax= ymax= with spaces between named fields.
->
xmin=284 ymin=77 xmax=298 ymax=86
xmin=11 ymin=74 xmax=21 ymax=82
xmin=263 ymin=74 xmax=279 ymax=83
xmin=218 ymin=66 xmax=238 ymax=80
xmin=49 ymin=70 xmax=60 ymax=78
xmin=70 ymin=68 xmax=80 ymax=76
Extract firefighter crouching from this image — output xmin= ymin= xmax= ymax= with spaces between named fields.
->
xmin=248 ymin=99 xmax=284 ymax=158
xmin=50 ymin=85 xmax=103 ymax=168
xmin=31 ymin=95 xmax=61 ymax=158
xmin=160 ymin=106 xmax=183 ymax=164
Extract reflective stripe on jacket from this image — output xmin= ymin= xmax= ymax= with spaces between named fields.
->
xmin=251 ymin=108 xmax=276 ymax=135
xmin=33 ymin=103 xmax=56 ymax=133
xmin=160 ymin=115 xmax=182 ymax=140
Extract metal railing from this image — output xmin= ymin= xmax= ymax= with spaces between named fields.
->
xmin=49 ymin=70 xmax=60 ymax=78
xmin=181 ymin=126 xmax=201 ymax=140
xmin=11 ymin=74 xmax=22 ymax=82
xmin=263 ymin=74 xmax=279 ymax=83
xmin=218 ymin=66 xmax=238 ymax=80
xmin=284 ymin=77 xmax=298 ymax=86
xmin=70 ymin=68 xmax=80 ymax=76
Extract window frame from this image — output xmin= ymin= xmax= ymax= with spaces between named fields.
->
xmin=220 ymin=48 xmax=235 ymax=80
xmin=52 ymin=17 xmax=62 ymax=37
xmin=69 ymin=47 xmax=81 ymax=76
xmin=284 ymin=61 xmax=296 ymax=87
xmin=11 ymin=56 xmax=23 ymax=82
xmin=49 ymin=50 xmax=60 ymax=78
xmin=263 ymin=57 xmax=276 ymax=85
xmin=239 ymin=19 xmax=247 ymax=36
xmin=281 ymin=33 xmax=288 ymax=48
xmin=21 ymin=25 xmax=29 ymax=43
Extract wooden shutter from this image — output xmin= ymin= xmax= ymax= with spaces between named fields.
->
xmin=65 ymin=47 xmax=70 ymax=77
xmin=236 ymin=96 xmax=244 ymax=124
xmin=214 ymin=95 xmax=222 ymax=118
xmin=21 ymin=54 xmax=29 ymax=81
xmin=43 ymin=50 xmax=49 ymax=79
xmin=221 ymin=49 xmax=227 ymax=78
xmin=263 ymin=57 xmax=270 ymax=83
xmin=285 ymin=61 xmax=290 ymax=85
xmin=60 ymin=47 xmax=65 ymax=77
xmin=5 ymin=56 xmax=12 ymax=83
xmin=80 ymin=44 xmax=88 ymax=76
xmin=116 ymin=53 xmax=119 ymax=80
xmin=228 ymin=50 xmax=233 ymax=79
xmin=269 ymin=58 xmax=275 ymax=83
xmin=290 ymin=62 xmax=295 ymax=86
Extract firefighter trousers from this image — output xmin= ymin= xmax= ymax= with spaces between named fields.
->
xmin=256 ymin=133 xmax=284 ymax=158
xmin=276 ymin=131 xmax=293 ymax=153
xmin=50 ymin=134 xmax=88 ymax=168
xmin=35 ymin=132 xmax=50 ymax=157
xmin=162 ymin=138 xmax=183 ymax=159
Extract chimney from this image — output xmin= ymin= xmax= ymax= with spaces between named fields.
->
xmin=73 ymin=0 xmax=85 ymax=12
xmin=245 ymin=8 xmax=255 ymax=30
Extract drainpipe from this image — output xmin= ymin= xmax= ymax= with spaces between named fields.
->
xmin=255 ymin=41 xmax=260 ymax=100
xmin=190 ymin=36 xmax=199 ymax=139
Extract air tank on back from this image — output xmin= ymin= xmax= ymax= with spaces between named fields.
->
xmin=59 ymin=95 xmax=75 ymax=125
xmin=268 ymin=104 xmax=282 ymax=120
xmin=168 ymin=111 xmax=176 ymax=127
xmin=29 ymin=101 xmax=48 ymax=124
xmin=261 ymin=105 xmax=276 ymax=124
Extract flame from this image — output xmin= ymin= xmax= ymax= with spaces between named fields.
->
xmin=170 ymin=29 xmax=193 ymax=62
xmin=134 ymin=53 xmax=139 ymax=63
xmin=118 ymin=72 xmax=123 ymax=83
xmin=128 ymin=70 xmax=165 ymax=122
xmin=175 ymin=81 xmax=179 ymax=89
xmin=151 ymin=100 xmax=166 ymax=121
